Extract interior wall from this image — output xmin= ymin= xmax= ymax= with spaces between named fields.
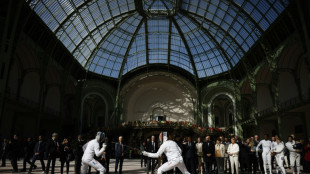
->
xmin=256 ymin=85 xmax=273 ymax=111
xmin=7 ymin=61 xmax=19 ymax=94
xmin=20 ymin=72 xmax=40 ymax=103
xmin=299 ymin=60 xmax=310 ymax=95
xmin=122 ymin=74 xmax=196 ymax=122
xmin=45 ymin=86 xmax=60 ymax=111
xmin=278 ymin=72 xmax=298 ymax=102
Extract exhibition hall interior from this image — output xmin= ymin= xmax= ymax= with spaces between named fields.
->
xmin=1 ymin=0 xmax=310 ymax=144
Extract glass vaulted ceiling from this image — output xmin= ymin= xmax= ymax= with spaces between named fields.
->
xmin=26 ymin=0 xmax=289 ymax=78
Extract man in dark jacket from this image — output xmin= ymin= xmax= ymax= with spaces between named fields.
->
xmin=103 ymin=137 xmax=112 ymax=174
xmin=203 ymin=135 xmax=215 ymax=174
xmin=146 ymin=135 xmax=158 ymax=174
xmin=46 ymin=133 xmax=59 ymax=174
xmin=72 ymin=134 xmax=85 ymax=174
xmin=1 ymin=138 xmax=8 ymax=167
xmin=22 ymin=137 xmax=36 ymax=172
xmin=115 ymin=136 xmax=127 ymax=174
xmin=29 ymin=135 xmax=46 ymax=173
xmin=9 ymin=134 xmax=20 ymax=173
xmin=184 ymin=136 xmax=196 ymax=174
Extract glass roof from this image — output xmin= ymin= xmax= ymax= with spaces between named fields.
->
xmin=26 ymin=0 xmax=289 ymax=78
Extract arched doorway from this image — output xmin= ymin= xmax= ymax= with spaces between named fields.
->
xmin=212 ymin=95 xmax=233 ymax=127
xmin=80 ymin=93 xmax=107 ymax=133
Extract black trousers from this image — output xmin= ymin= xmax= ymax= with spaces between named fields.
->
xmin=204 ymin=161 xmax=213 ymax=174
xmin=23 ymin=153 xmax=33 ymax=170
xmin=141 ymin=155 xmax=147 ymax=167
xmin=46 ymin=155 xmax=56 ymax=174
xmin=185 ymin=157 xmax=195 ymax=174
xmin=1 ymin=151 xmax=6 ymax=166
xmin=10 ymin=155 xmax=18 ymax=172
xmin=271 ymin=155 xmax=275 ymax=169
xmin=29 ymin=155 xmax=45 ymax=172
xmin=258 ymin=152 xmax=264 ymax=171
xmin=249 ymin=153 xmax=257 ymax=173
xmin=239 ymin=153 xmax=250 ymax=171
xmin=147 ymin=158 xmax=157 ymax=173
xmin=105 ymin=157 xmax=110 ymax=173
xmin=60 ymin=159 xmax=70 ymax=174
xmin=115 ymin=157 xmax=124 ymax=174
xmin=74 ymin=155 xmax=82 ymax=174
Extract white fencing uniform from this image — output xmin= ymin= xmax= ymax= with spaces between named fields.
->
xmin=286 ymin=141 xmax=300 ymax=174
xmin=81 ymin=139 xmax=106 ymax=174
xmin=227 ymin=143 xmax=239 ymax=174
xmin=272 ymin=142 xmax=286 ymax=174
xmin=143 ymin=140 xmax=190 ymax=174
xmin=256 ymin=140 xmax=272 ymax=174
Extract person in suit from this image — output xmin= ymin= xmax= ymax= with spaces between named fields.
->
xmin=72 ymin=134 xmax=85 ymax=174
xmin=174 ymin=135 xmax=184 ymax=174
xmin=46 ymin=133 xmax=59 ymax=174
xmin=60 ymin=138 xmax=71 ymax=174
xmin=29 ymin=135 xmax=46 ymax=173
xmin=146 ymin=135 xmax=158 ymax=174
xmin=140 ymin=141 xmax=147 ymax=168
xmin=22 ymin=137 xmax=36 ymax=172
xmin=203 ymin=135 xmax=215 ymax=174
xmin=1 ymin=138 xmax=8 ymax=167
xmin=184 ymin=136 xmax=196 ymax=174
xmin=9 ymin=134 xmax=20 ymax=173
xmin=103 ymin=137 xmax=112 ymax=174
xmin=115 ymin=136 xmax=127 ymax=174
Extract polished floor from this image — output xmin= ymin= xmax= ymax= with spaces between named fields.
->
xmin=0 ymin=159 xmax=308 ymax=174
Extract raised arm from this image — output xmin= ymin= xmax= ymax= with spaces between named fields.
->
xmin=143 ymin=143 xmax=166 ymax=158
xmin=94 ymin=142 xmax=106 ymax=157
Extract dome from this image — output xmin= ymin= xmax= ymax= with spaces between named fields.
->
xmin=27 ymin=0 xmax=289 ymax=78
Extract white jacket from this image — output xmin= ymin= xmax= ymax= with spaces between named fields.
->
xmin=285 ymin=141 xmax=296 ymax=156
xmin=82 ymin=139 xmax=106 ymax=162
xmin=227 ymin=143 xmax=239 ymax=156
xmin=145 ymin=140 xmax=182 ymax=161
xmin=215 ymin=144 xmax=225 ymax=157
xmin=256 ymin=140 xmax=272 ymax=153
xmin=273 ymin=142 xmax=285 ymax=157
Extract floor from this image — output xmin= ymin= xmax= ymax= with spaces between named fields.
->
xmin=0 ymin=159 xmax=309 ymax=174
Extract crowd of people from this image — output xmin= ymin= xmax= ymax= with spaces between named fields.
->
xmin=139 ymin=134 xmax=310 ymax=174
xmin=0 ymin=132 xmax=310 ymax=174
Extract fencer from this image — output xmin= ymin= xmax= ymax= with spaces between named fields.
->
xmin=286 ymin=136 xmax=301 ymax=174
xmin=256 ymin=134 xmax=272 ymax=174
xmin=81 ymin=132 xmax=107 ymax=174
xmin=142 ymin=134 xmax=190 ymax=174
xmin=272 ymin=137 xmax=286 ymax=174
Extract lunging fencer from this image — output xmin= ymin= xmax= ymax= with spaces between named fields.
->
xmin=256 ymin=134 xmax=272 ymax=174
xmin=142 ymin=133 xmax=190 ymax=174
xmin=81 ymin=132 xmax=107 ymax=174
xmin=272 ymin=137 xmax=286 ymax=174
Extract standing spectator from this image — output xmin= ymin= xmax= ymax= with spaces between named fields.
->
xmin=103 ymin=137 xmax=112 ymax=173
xmin=224 ymin=137 xmax=230 ymax=173
xmin=227 ymin=137 xmax=239 ymax=174
xmin=203 ymin=135 xmax=215 ymax=174
xmin=272 ymin=137 xmax=286 ymax=174
xmin=29 ymin=135 xmax=46 ymax=173
xmin=146 ymin=135 xmax=158 ymax=174
xmin=115 ymin=136 xmax=127 ymax=174
xmin=22 ymin=137 xmax=36 ymax=172
xmin=9 ymin=134 xmax=20 ymax=173
xmin=239 ymin=140 xmax=250 ymax=172
xmin=286 ymin=136 xmax=301 ymax=174
xmin=1 ymin=138 xmax=8 ymax=167
xmin=271 ymin=136 xmax=277 ymax=170
xmin=196 ymin=137 xmax=204 ymax=174
xmin=46 ymin=133 xmax=59 ymax=174
xmin=215 ymin=139 xmax=225 ymax=174
xmin=60 ymin=138 xmax=71 ymax=174
xmin=184 ymin=136 xmax=196 ymax=174
xmin=140 ymin=141 xmax=147 ymax=167
xmin=304 ymin=138 xmax=310 ymax=173
xmin=254 ymin=135 xmax=264 ymax=172
xmin=248 ymin=137 xmax=257 ymax=174
xmin=72 ymin=134 xmax=85 ymax=174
